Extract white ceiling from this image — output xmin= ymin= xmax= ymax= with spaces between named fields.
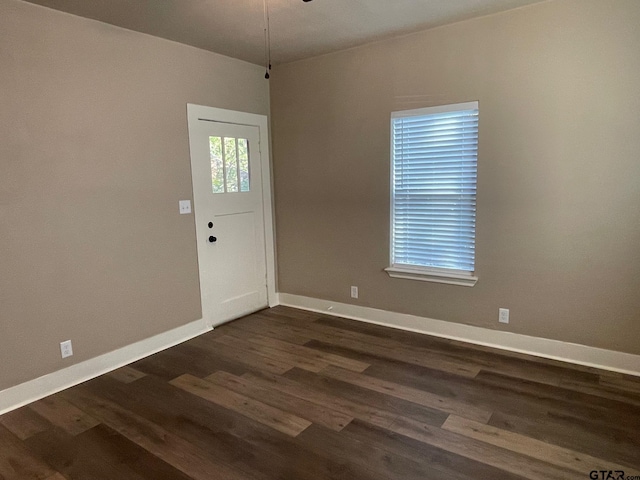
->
xmin=22 ymin=0 xmax=547 ymax=65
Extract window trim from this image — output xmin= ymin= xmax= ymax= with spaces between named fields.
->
xmin=384 ymin=265 xmax=478 ymax=287
xmin=386 ymin=101 xmax=478 ymax=287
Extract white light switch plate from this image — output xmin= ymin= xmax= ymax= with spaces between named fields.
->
xmin=179 ymin=200 xmax=192 ymax=214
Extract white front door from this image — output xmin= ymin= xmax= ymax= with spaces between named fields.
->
xmin=187 ymin=105 xmax=272 ymax=327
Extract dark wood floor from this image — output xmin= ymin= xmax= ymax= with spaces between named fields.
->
xmin=2 ymin=306 xmax=640 ymax=480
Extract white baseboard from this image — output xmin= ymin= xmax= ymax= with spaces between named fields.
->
xmin=269 ymin=292 xmax=281 ymax=308
xmin=0 ymin=318 xmax=211 ymax=415
xmin=278 ymin=293 xmax=640 ymax=377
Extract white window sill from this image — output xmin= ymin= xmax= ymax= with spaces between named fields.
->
xmin=385 ymin=266 xmax=478 ymax=287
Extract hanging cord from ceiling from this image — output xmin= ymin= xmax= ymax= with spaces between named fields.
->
xmin=263 ymin=0 xmax=271 ymax=79
xmin=264 ymin=0 xmax=312 ymax=79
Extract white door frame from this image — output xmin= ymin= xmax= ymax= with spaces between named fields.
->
xmin=186 ymin=104 xmax=277 ymax=328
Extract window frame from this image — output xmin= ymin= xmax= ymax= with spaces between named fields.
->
xmin=385 ymin=101 xmax=479 ymax=287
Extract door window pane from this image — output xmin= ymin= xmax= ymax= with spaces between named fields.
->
xmin=209 ymin=136 xmax=224 ymax=194
xmin=238 ymin=138 xmax=250 ymax=192
xmin=224 ymin=137 xmax=239 ymax=193
xmin=209 ymin=136 xmax=251 ymax=194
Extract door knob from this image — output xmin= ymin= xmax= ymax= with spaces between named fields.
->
xmin=208 ymin=222 xmax=213 ymax=228
xmin=209 ymin=236 xmax=217 ymax=243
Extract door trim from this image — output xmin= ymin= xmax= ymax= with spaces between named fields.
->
xmin=186 ymin=104 xmax=277 ymax=328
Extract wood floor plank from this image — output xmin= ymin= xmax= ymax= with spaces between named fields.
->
xmin=212 ymin=334 xmax=331 ymax=372
xmin=304 ymin=337 xmax=502 ymax=403
xmin=106 ymin=366 xmax=146 ymax=384
xmin=599 ymin=373 xmax=640 ymax=394
xmin=206 ymin=370 xmax=353 ymax=431
xmin=296 ymin=423 xmax=458 ymax=480
xmin=190 ymin=334 xmax=295 ymax=375
xmin=284 ymin=367 xmax=451 ymax=428
xmin=309 ymin=339 xmax=494 ymax=398
xmin=26 ymin=423 xmax=194 ymax=480
xmin=314 ymin=314 xmax=601 ymax=386
xmin=260 ymin=306 xmax=322 ymax=323
xmin=365 ymin=358 xmax=640 ymax=434
xmin=252 ymin=314 xmax=481 ymax=378
xmin=317 ymin=332 xmax=481 ymax=378
xmin=558 ymin=378 xmax=640 ymax=407
xmin=0 ymin=424 xmax=63 ymax=480
xmin=243 ymin=370 xmax=401 ymax=428
xmin=61 ymin=385 xmax=264 ymax=480
xmin=475 ymin=369 xmax=640 ymax=432
xmin=29 ymin=394 xmax=100 ymax=436
xmin=320 ymin=365 xmax=493 ymax=423
xmin=0 ymin=406 xmax=51 ymax=440
xmin=342 ymin=418 xmax=527 ymax=480
xmin=224 ymin=325 xmax=371 ymax=372
xmin=83 ymin=374 xmax=339 ymax=480
xmin=442 ymin=415 xmax=640 ymax=475
xmin=380 ymin=416 xmax=584 ymax=480
xmin=223 ymin=315 xmax=312 ymax=345
xmin=25 ymin=425 xmax=148 ymax=480
xmin=170 ymin=373 xmax=312 ymax=437
xmin=131 ymin=341 xmax=249 ymax=380
xmin=489 ymin=409 xmax=640 ymax=470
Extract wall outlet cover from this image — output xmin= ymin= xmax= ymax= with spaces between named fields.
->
xmin=179 ymin=200 xmax=192 ymax=214
xmin=60 ymin=340 xmax=73 ymax=358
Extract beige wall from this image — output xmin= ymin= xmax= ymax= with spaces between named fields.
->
xmin=0 ymin=0 xmax=269 ymax=391
xmin=271 ymin=0 xmax=640 ymax=354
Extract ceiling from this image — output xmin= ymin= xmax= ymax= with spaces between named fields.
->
xmin=22 ymin=0 xmax=547 ymax=65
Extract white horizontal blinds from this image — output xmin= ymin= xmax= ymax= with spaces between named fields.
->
xmin=392 ymin=102 xmax=478 ymax=272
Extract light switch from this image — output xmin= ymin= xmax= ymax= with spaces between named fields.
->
xmin=179 ymin=200 xmax=192 ymax=214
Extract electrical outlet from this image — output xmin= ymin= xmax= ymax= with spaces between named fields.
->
xmin=350 ymin=286 xmax=358 ymax=299
xmin=60 ymin=340 xmax=73 ymax=358
xmin=498 ymin=308 xmax=510 ymax=324
xmin=179 ymin=200 xmax=192 ymax=214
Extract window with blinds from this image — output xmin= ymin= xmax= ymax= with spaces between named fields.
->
xmin=386 ymin=102 xmax=478 ymax=287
